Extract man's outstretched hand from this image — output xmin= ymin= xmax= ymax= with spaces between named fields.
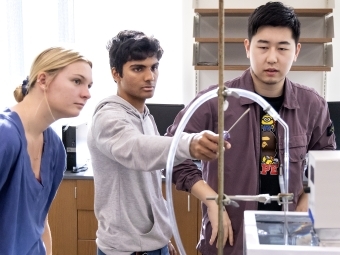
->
xmin=189 ymin=130 xmax=231 ymax=161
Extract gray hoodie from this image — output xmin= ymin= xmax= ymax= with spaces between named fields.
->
xmin=87 ymin=95 xmax=195 ymax=255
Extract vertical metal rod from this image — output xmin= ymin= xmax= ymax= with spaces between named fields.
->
xmin=217 ymin=0 xmax=225 ymax=254
xmin=187 ymin=194 xmax=191 ymax=212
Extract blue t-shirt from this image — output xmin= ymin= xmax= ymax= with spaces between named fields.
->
xmin=0 ymin=109 xmax=66 ymax=255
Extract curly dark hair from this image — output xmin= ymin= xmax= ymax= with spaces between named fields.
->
xmin=106 ymin=30 xmax=164 ymax=77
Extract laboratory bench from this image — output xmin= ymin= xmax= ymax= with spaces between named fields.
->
xmin=49 ymin=166 xmax=202 ymax=255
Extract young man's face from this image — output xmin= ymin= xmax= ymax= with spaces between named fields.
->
xmin=244 ymin=26 xmax=301 ymax=91
xmin=113 ymin=56 xmax=159 ymax=111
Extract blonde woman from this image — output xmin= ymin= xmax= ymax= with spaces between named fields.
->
xmin=0 ymin=47 xmax=93 ymax=255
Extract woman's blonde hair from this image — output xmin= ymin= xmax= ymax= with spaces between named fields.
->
xmin=14 ymin=47 xmax=92 ymax=102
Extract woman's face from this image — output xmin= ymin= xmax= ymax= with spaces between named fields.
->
xmin=46 ymin=61 xmax=93 ymax=119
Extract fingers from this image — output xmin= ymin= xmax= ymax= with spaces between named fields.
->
xmin=207 ymin=203 xmax=234 ymax=249
xmin=209 ymin=225 xmax=218 ymax=246
xmin=223 ymin=210 xmax=233 ymax=246
xmin=221 ymin=221 xmax=229 ymax=247
xmin=215 ymin=210 xmax=233 ymax=248
xmin=189 ymin=131 xmax=231 ymax=161
xmin=227 ymin=219 xmax=234 ymax=246
xmin=200 ymin=131 xmax=231 ymax=152
xmin=168 ymin=242 xmax=177 ymax=255
xmin=189 ymin=134 xmax=218 ymax=161
xmin=207 ymin=207 xmax=233 ymax=248
xmin=224 ymin=140 xmax=231 ymax=149
xmin=206 ymin=202 xmax=219 ymax=246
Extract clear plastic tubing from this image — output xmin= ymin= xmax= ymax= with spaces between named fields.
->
xmin=166 ymin=88 xmax=290 ymax=254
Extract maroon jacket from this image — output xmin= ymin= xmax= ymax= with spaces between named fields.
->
xmin=166 ymin=69 xmax=336 ymax=255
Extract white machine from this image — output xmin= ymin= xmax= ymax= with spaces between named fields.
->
xmin=62 ymin=122 xmax=89 ymax=172
xmin=308 ymin=150 xmax=340 ymax=247
xmin=243 ymin=150 xmax=340 ymax=255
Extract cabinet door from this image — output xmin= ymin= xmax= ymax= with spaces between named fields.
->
xmin=77 ymin=180 xmax=97 ymax=255
xmin=76 ymin=179 xmax=95 ymax=210
xmin=162 ymin=183 xmax=199 ymax=255
xmin=78 ymin=210 xmax=97 ymax=240
xmin=78 ymin=240 xmax=97 ymax=255
xmin=49 ymin=180 xmax=77 ymax=255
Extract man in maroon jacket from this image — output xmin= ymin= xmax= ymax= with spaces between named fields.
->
xmin=166 ymin=2 xmax=336 ymax=255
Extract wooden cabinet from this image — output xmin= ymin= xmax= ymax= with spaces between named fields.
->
xmin=162 ymin=183 xmax=201 ymax=255
xmin=76 ymin=180 xmax=97 ymax=254
xmin=49 ymin=179 xmax=97 ymax=255
xmin=50 ymin=179 xmax=202 ymax=255
xmin=49 ymin=180 xmax=78 ymax=255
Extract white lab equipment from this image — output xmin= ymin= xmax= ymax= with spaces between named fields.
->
xmin=243 ymin=150 xmax=340 ymax=254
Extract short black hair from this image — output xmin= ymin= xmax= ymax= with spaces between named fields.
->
xmin=106 ymin=30 xmax=164 ymax=77
xmin=248 ymin=1 xmax=300 ymax=45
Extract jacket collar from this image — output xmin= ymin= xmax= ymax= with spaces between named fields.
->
xmin=228 ymin=68 xmax=299 ymax=110
xmin=282 ymin=77 xmax=300 ymax=110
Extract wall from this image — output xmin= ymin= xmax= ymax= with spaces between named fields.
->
xmin=1 ymin=0 xmax=339 ymax=136
xmin=0 ymin=0 xmax=186 ymax=136
xmin=53 ymin=0 xmax=186 ymax=135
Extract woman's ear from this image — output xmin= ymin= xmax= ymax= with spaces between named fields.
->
xmin=36 ymin=72 xmax=48 ymax=90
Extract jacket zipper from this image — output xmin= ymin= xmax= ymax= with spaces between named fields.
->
xmin=257 ymin=104 xmax=261 ymax=209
